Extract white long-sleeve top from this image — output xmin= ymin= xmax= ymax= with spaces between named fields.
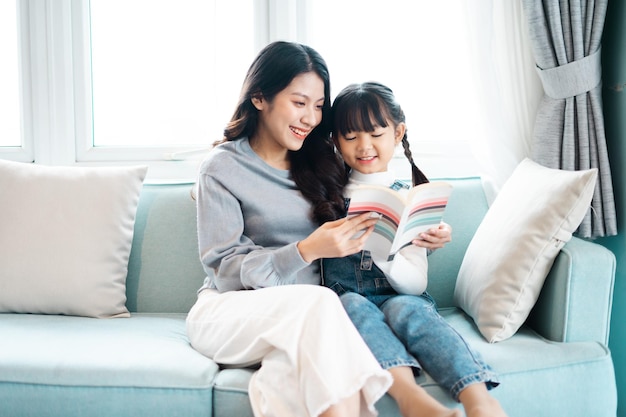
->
xmin=346 ymin=170 xmax=428 ymax=295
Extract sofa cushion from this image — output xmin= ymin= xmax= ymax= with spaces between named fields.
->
xmin=0 ymin=160 xmax=147 ymax=318
xmin=0 ymin=313 xmax=218 ymax=417
xmin=208 ymin=308 xmax=616 ymax=417
xmin=126 ymin=183 xmax=208 ymax=313
xmin=454 ymin=158 xmax=597 ymax=342
xmin=0 ymin=313 xmax=217 ymax=387
xmin=439 ymin=309 xmax=616 ymax=416
xmin=426 ymin=177 xmax=490 ymax=308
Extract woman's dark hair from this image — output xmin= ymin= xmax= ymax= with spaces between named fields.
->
xmin=331 ymin=81 xmax=429 ymax=187
xmin=215 ymin=41 xmax=346 ymax=224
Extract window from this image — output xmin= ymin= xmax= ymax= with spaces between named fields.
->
xmin=303 ymin=0 xmax=480 ymax=178
xmin=73 ymin=0 xmax=257 ymax=178
xmin=87 ymin=0 xmax=255 ymax=150
xmin=0 ymin=1 xmax=21 ymax=148
xmin=3 ymin=0 xmax=481 ymax=180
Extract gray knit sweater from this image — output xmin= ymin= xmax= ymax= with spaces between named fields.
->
xmin=195 ymin=137 xmax=320 ymax=292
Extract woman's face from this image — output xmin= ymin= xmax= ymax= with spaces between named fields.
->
xmin=336 ymin=120 xmax=405 ymax=174
xmin=252 ymin=72 xmax=325 ymax=155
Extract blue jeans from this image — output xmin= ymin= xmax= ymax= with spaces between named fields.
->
xmin=321 ymin=252 xmax=499 ymax=401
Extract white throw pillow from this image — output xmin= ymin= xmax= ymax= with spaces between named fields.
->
xmin=0 ymin=160 xmax=147 ymax=318
xmin=454 ymin=158 xmax=597 ymax=343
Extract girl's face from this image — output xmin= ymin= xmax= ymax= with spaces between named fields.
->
xmin=336 ymin=120 xmax=405 ymax=174
xmin=251 ymin=72 xmax=325 ymax=158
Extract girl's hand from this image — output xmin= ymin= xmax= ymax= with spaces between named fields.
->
xmin=413 ymin=222 xmax=452 ymax=250
xmin=297 ymin=212 xmax=379 ymax=263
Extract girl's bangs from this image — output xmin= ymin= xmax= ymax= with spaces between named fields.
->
xmin=334 ymin=94 xmax=389 ymax=136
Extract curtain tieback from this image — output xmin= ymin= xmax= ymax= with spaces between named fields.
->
xmin=535 ymin=47 xmax=602 ymax=99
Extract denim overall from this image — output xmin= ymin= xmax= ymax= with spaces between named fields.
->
xmin=321 ymin=251 xmax=499 ymax=401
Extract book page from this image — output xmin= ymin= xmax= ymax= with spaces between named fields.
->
xmin=390 ymin=182 xmax=452 ymax=254
xmin=347 ymin=185 xmax=406 ymax=263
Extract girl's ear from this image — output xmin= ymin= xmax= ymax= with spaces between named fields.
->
xmin=251 ymin=95 xmax=264 ymax=110
xmin=394 ymin=122 xmax=406 ymax=144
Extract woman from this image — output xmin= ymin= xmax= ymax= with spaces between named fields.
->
xmin=186 ymin=41 xmax=392 ymax=417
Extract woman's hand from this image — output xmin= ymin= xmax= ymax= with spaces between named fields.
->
xmin=297 ymin=212 xmax=379 ymax=263
xmin=413 ymin=222 xmax=452 ymax=250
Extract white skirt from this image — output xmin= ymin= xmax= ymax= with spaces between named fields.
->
xmin=186 ymin=285 xmax=392 ymax=417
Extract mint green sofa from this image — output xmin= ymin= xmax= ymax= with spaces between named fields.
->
xmin=0 ymin=177 xmax=617 ymax=417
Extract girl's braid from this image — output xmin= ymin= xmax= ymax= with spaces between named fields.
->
xmin=401 ymin=137 xmax=429 ymax=186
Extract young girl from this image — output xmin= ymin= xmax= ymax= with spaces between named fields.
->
xmin=186 ymin=43 xmax=393 ymax=417
xmin=322 ymin=82 xmax=508 ymax=417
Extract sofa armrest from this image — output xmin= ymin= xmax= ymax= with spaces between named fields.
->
xmin=527 ymin=236 xmax=615 ymax=344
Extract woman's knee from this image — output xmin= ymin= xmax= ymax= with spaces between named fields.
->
xmin=303 ymin=284 xmax=341 ymax=305
xmin=291 ymin=285 xmax=348 ymax=316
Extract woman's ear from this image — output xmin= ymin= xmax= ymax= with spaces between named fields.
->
xmin=394 ymin=122 xmax=406 ymax=144
xmin=251 ymin=95 xmax=264 ymax=110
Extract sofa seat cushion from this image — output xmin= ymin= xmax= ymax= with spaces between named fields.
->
xmin=439 ymin=308 xmax=612 ymax=373
xmin=438 ymin=308 xmax=616 ymax=416
xmin=0 ymin=313 xmax=218 ymax=388
xmin=212 ymin=368 xmax=257 ymax=417
xmin=209 ymin=307 xmax=616 ymax=417
xmin=0 ymin=313 xmax=218 ymax=417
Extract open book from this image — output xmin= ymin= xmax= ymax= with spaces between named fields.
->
xmin=348 ymin=181 xmax=453 ymax=262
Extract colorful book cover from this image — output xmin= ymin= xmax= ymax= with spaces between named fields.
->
xmin=348 ymin=181 xmax=452 ymax=262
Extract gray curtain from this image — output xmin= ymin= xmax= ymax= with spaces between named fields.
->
xmin=522 ymin=0 xmax=616 ymax=238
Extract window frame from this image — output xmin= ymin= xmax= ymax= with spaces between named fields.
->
xmin=1 ymin=0 xmax=34 ymax=163
xmin=2 ymin=0 xmax=479 ymax=181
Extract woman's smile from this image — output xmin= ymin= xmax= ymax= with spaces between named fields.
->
xmin=290 ymin=126 xmax=310 ymax=139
